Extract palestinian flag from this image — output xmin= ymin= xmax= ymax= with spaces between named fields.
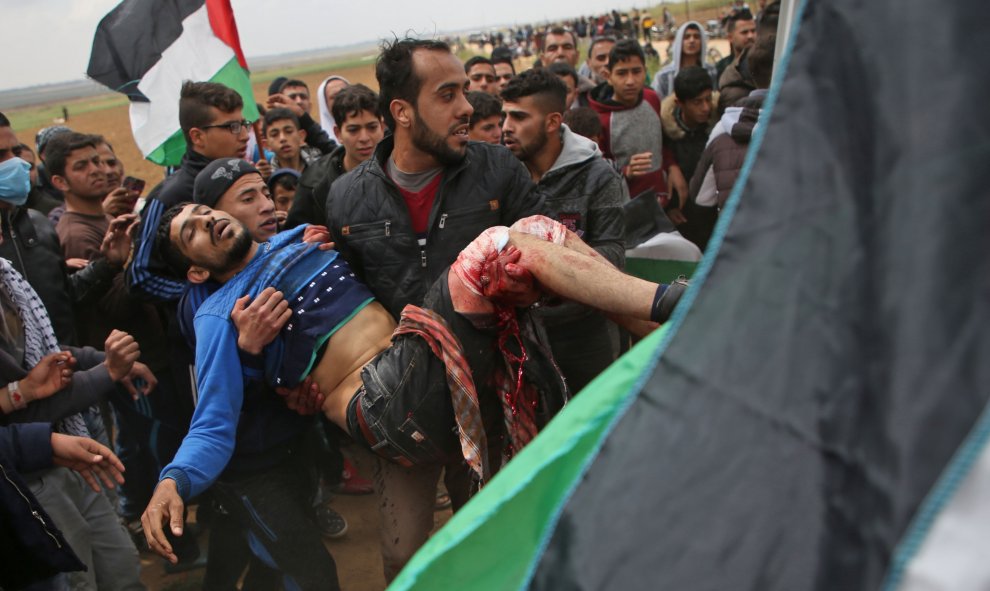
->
xmin=388 ymin=0 xmax=990 ymax=589
xmin=87 ymin=0 xmax=258 ymax=166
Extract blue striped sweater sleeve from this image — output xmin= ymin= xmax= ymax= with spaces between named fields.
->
xmin=127 ymin=198 xmax=187 ymax=301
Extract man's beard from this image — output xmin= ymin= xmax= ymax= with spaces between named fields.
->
xmin=410 ymin=111 xmax=468 ymax=166
xmin=205 ymin=224 xmax=253 ymax=276
xmin=510 ymin=127 xmax=549 ymax=163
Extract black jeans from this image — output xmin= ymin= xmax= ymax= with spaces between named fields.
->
xmin=210 ymin=458 xmax=340 ymax=591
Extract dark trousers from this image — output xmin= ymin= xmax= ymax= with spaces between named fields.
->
xmin=210 ymin=459 xmax=340 ymax=591
xmin=545 ymin=312 xmax=619 ymax=395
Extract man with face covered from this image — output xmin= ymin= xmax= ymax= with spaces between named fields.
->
xmin=326 ymin=37 xmax=544 ymax=581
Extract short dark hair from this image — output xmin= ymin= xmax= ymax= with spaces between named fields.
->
xmin=748 ymin=34 xmax=777 ymax=89
xmin=281 ymin=79 xmax=308 ymax=91
xmin=263 ymin=108 xmax=300 ymax=132
xmin=491 ymin=46 xmax=513 ymax=63
xmin=155 ymin=202 xmax=194 ymax=280
xmin=491 ymin=55 xmax=515 ymax=74
xmin=562 ymin=107 xmax=602 ymax=140
xmin=464 ymin=56 xmax=493 ymax=73
xmin=548 ymin=62 xmax=579 ymax=89
xmin=608 ymin=39 xmax=646 ymax=70
xmin=544 ymin=27 xmax=577 ymax=48
xmin=376 ymin=37 xmax=452 ymax=129
xmin=726 ymin=9 xmax=755 ymax=33
xmin=673 ymin=67 xmax=714 ymax=101
xmin=271 ymin=173 xmax=298 ymax=193
xmin=501 ymin=68 xmax=567 ymax=115
xmin=178 ymin=81 xmax=244 ymax=143
xmin=466 ymin=91 xmax=502 ymax=127
xmin=588 ymin=36 xmax=616 ymax=58
xmin=43 ymin=132 xmax=100 ymax=178
xmin=0 ymin=112 xmax=9 ymax=127
xmin=332 ymin=84 xmax=381 ymax=126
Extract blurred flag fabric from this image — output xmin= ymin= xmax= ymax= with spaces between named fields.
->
xmin=87 ymin=0 xmax=258 ymax=166
xmin=387 ymin=0 xmax=990 ymax=589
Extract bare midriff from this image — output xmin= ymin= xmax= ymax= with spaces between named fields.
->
xmin=309 ymin=302 xmax=397 ymax=432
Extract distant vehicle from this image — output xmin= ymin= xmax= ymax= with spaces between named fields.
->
xmin=706 ymin=19 xmax=724 ymax=38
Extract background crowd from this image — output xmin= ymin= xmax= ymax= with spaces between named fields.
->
xmin=0 ymin=1 xmax=778 ymax=589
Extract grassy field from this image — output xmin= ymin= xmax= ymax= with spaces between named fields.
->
xmin=5 ymin=0 xmax=730 ymax=187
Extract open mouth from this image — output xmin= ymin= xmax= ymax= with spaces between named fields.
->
xmin=452 ymin=124 xmax=469 ymax=138
xmin=260 ymin=217 xmax=277 ymax=232
xmin=212 ymin=218 xmax=230 ymax=243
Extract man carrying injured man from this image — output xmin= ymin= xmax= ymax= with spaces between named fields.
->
xmin=142 ymin=184 xmax=686 ymax=567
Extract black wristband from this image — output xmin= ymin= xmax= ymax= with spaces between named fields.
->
xmin=650 ymin=284 xmax=668 ymax=323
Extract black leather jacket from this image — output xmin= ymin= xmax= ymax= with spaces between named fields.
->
xmin=0 ymin=207 xmax=117 ymax=345
xmin=327 ymin=136 xmax=545 ymax=318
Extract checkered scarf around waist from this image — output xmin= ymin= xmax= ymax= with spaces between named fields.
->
xmin=0 ymin=258 xmax=89 ymax=437
xmin=395 ymin=304 xmax=491 ymax=484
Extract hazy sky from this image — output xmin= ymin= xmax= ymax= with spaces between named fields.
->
xmin=2 ymin=0 xmax=649 ymax=91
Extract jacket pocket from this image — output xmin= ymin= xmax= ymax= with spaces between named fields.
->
xmin=340 ymin=219 xmax=392 ymax=243
xmin=436 ymin=201 xmax=500 ymax=231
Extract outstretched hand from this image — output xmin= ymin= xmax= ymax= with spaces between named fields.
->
xmin=141 ymin=479 xmax=185 ymax=563
xmin=51 ymin=433 xmax=125 ymax=492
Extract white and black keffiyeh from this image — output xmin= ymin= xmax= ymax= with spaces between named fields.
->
xmin=0 ymin=258 xmax=89 ymax=436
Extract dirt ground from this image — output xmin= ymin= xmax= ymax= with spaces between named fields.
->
xmin=138 ymin=447 xmax=452 ymax=591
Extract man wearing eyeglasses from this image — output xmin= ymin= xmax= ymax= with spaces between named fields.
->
xmin=128 ymin=80 xmax=251 ymax=302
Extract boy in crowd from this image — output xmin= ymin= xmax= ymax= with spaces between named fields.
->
xmin=264 ymin=108 xmax=320 ymax=173
xmin=549 ymin=62 xmax=581 ymax=110
xmin=661 ymin=67 xmax=718 ymax=227
xmin=285 ymin=84 xmax=385 ymax=229
xmin=269 ymin=168 xmax=300 ymax=219
xmin=265 ymin=78 xmax=337 ymax=154
xmin=466 ymin=91 xmax=503 ymax=145
xmin=465 ymin=56 xmax=499 ymax=96
xmin=587 ymin=40 xmax=668 ymax=203
xmin=491 ymin=52 xmax=516 ymax=93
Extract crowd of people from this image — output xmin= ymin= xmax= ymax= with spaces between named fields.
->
xmin=0 ymin=1 xmax=777 ymax=589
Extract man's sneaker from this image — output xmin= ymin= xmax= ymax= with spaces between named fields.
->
xmin=315 ymin=504 xmax=348 ymax=539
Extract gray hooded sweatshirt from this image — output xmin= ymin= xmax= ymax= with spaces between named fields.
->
xmin=651 ymin=21 xmax=719 ymax=98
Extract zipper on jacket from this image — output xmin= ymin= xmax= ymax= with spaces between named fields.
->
xmin=0 ymin=465 xmax=62 ymax=548
xmin=420 ymin=248 xmax=427 ymax=268
xmin=384 ymin=221 xmax=391 ymax=237
xmin=3 ymin=212 xmax=28 ymax=279
xmin=438 ymin=214 xmax=447 ymax=229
